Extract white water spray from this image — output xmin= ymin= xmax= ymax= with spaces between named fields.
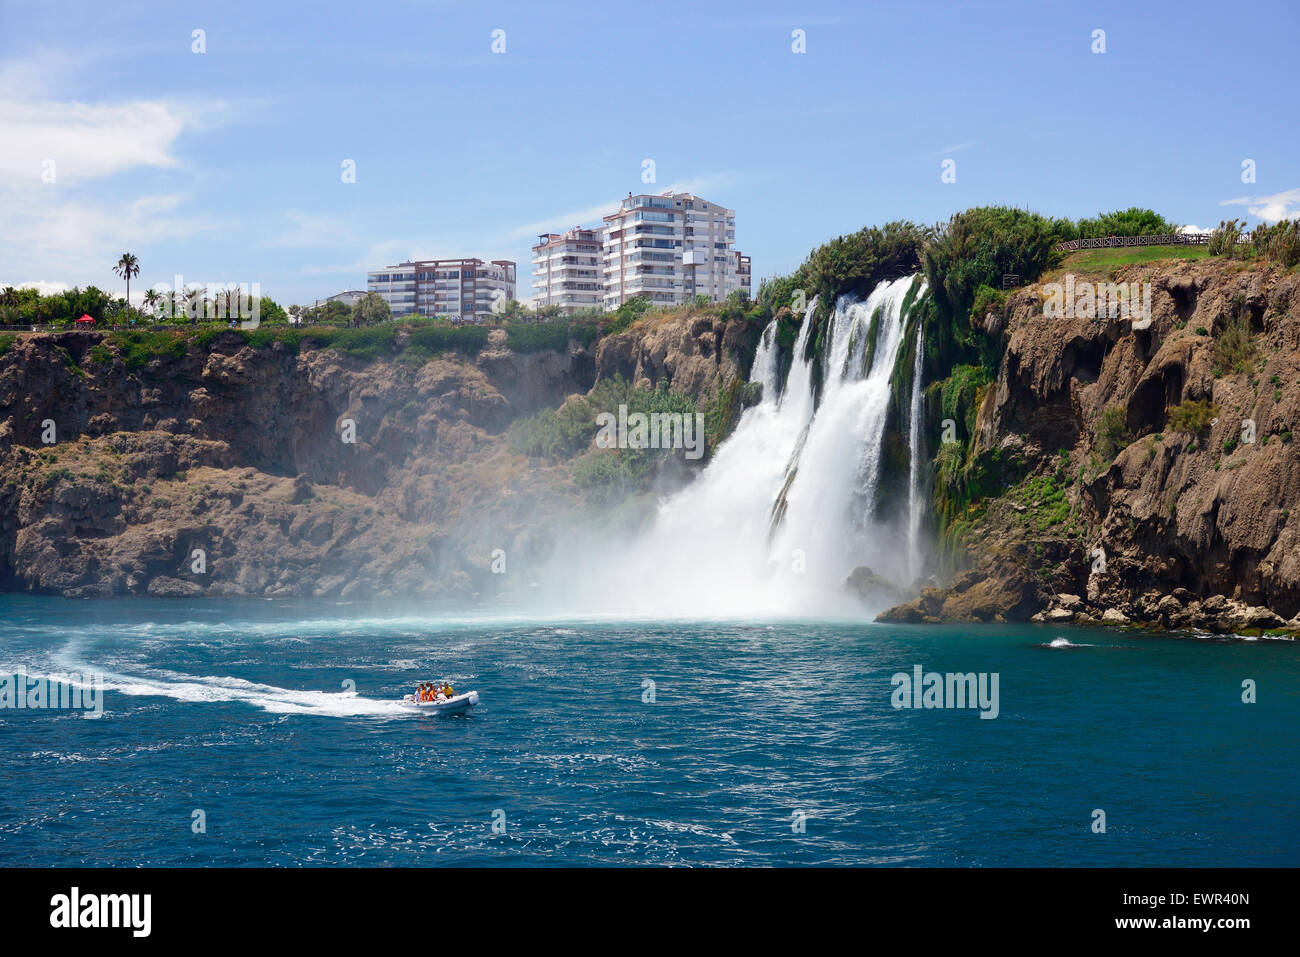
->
xmin=553 ymin=277 xmax=928 ymax=617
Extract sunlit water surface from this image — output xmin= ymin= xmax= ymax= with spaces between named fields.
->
xmin=1 ymin=596 xmax=1295 ymax=866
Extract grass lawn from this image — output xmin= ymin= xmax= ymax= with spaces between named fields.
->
xmin=1060 ymin=244 xmax=1211 ymax=274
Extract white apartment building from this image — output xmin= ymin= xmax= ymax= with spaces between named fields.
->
xmin=366 ymin=258 xmax=516 ymax=320
xmin=531 ymin=227 xmax=604 ymax=313
xmin=601 ymin=191 xmax=743 ymax=310
xmin=525 ymin=191 xmax=748 ymax=313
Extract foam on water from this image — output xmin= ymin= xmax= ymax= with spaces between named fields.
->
xmin=16 ymin=665 xmax=415 ymax=717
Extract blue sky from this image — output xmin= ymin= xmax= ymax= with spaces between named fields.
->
xmin=2 ymin=0 xmax=1297 ymax=305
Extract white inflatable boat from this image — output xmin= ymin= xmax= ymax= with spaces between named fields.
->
xmin=402 ymin=690 xmax=480 ymax=714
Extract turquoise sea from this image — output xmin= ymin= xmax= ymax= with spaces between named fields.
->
xmin=1 ymin=595 xmax=1296 ymax=866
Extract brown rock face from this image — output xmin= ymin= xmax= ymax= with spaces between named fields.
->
xmin=882 ymin=257 xmax=1300 ymax=631
xmin=0 ymin=318 xmax=753 ymax=600
xmin=593 ymin=310 xmax=758 ymax=398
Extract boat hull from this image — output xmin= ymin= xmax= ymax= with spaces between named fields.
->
xmin=402 ymin=690 xmax=480 ymax=714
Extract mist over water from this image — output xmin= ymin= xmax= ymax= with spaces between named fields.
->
xmin=541 ymin=276 xmax=927 ymax=619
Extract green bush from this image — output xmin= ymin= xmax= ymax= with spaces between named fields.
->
xmin=407 ymin=323 xmax=490 ymax=357
xmin=1095 ymin=404 xmax=1131 ymax=460
xmin=1074 ymin=207 xmax=1179 ymax=239
xmin=1168 ymin=399 xmax=1218 ymax=435
xmin=504 ymin=318 xmax=598 ymax=353
xmin=969 ymin=284 xmax=1007 ymax=327
xmin=800 ymin=220 xmax=928 ymax=316
xmin=107 ymin=330 xmax=190 ymax=370
xmin=299 ymin=326 xmax=399 ymax=361
xmin=604 ymin=297 xmax=653 ymax=335
xmin=1211 ymin=308 xmax=1255 ymax=377
xmin=1208 ymin=219 xmax=1243 ymax=257
xmin=507 ymin=408 xmax=571 ymax=459
xmin=1252 ymin=220 xmax=1300 ymax=267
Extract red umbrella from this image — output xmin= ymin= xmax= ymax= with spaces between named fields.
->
xmin=74 ymin=314 xmax=96 ymax=325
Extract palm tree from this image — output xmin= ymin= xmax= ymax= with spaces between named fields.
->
xmin=219 ymin=284 xmax=241 ymax=322
xmin=0 ymin=286 xmax=17 ymax=326
xmin=143 ymin=289 xmax=160 ymax=319
xmin=185 ymin=286 xmax=204 ymax=324
xmin=113 ymin=253 xmax=140 ymax=312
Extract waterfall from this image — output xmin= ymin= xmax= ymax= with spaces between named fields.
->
xmin=906 ymin=318 xmax=926 ymax=584
xmin=750 ymin=319 xmax=780 ymax=404
xmin=551 ymin=277 xmax=928 ymax=618
xmin=767 ymin=276 xmax=918 ymax=583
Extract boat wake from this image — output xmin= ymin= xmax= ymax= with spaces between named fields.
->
xmin=15 ymin=663 xmax=413 ymax=718
xmin=1041 ymin=637 xmax=1094 ymax=649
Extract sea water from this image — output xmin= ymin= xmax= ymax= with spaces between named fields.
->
xmin=0 ymin=595 xmax=1295 ymax=866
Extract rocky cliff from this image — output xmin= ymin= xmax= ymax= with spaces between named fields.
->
xmin=0 ymin=311 xmax=755 ymax=600
xmin=881 ymin=256 xmax=1300 ymax=634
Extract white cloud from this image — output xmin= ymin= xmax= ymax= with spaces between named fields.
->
xmin=1219 ymin=188 xmax=1300 ymax=224
xmin=0 ymin=99 xmax=190 ymax=186
xmin=661 ymin=171 xmax=749 ymax=197
xmin=264 ymin=211 xmax=358 ymax=249
xmin=925 ymin=141 xmax=976 ymax=159
xmin=0 ymin=280 xmax=70 ymax=296
xmin=0 ymin=189 xmax=205 ymax=280
xmin=0 ymin=53 xmax=242 ymax=293
xmin=508 ymin=199 xmax=620 ymax=240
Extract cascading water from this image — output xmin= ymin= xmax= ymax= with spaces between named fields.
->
xmin=553 ymin=277 xmax=929 ymax=618
xmin=750 ymin=319 xmax=781 ymax=404
xmin=766 ymin=276 xmax=923 ymax=590
xmin=906 ymin=319 xmax=926 ymax=584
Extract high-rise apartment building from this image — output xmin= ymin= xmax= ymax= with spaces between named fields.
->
xmin=531 ymin=227 xmax=604 ymax=313
xmin=601 ymin=191 xmax=740 ymax=310
xmin=527 ymin=191 xmax=747 ymax=313
xmin=366 ymin=258 xmax=516 ymax=320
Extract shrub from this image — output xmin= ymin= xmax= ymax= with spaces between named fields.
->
xmin=107 ymin=330 xmax=190 ymax=370
xmin=801 ymin=220 xmax=928 ymax=312
xmin=1095 ymin=404 xmax=1131 ymax=460
xmin=300 ymin=326 xmax=399 ymax=361
xmin=406 ymin=323 xmax=490 ymax=358
xmin=505 ymin=318 xmax=597 ymax=353
xmin=1252 ymin=220 xmax=1300 ymax=267
xmin=1208 ymin=219 xmax=1243 ymax=257
xmin=1211 ymin=308 xmax=1255 ymax=377
xmin=1168 ymin=399 xmax=1219 ymax=435
xmin=969 ymin=284 xmax=1007 ymax=328
xmin=604 ymin=296 xmax=653 ymax=335
xmin=1074 ymin=208 xmax=1179 ymax=239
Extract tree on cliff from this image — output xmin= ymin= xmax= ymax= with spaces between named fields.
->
xmin=113 ymin=253 xmax=140 ymax=312
xmin=352 ymin=291 xmax=391 ymax=326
